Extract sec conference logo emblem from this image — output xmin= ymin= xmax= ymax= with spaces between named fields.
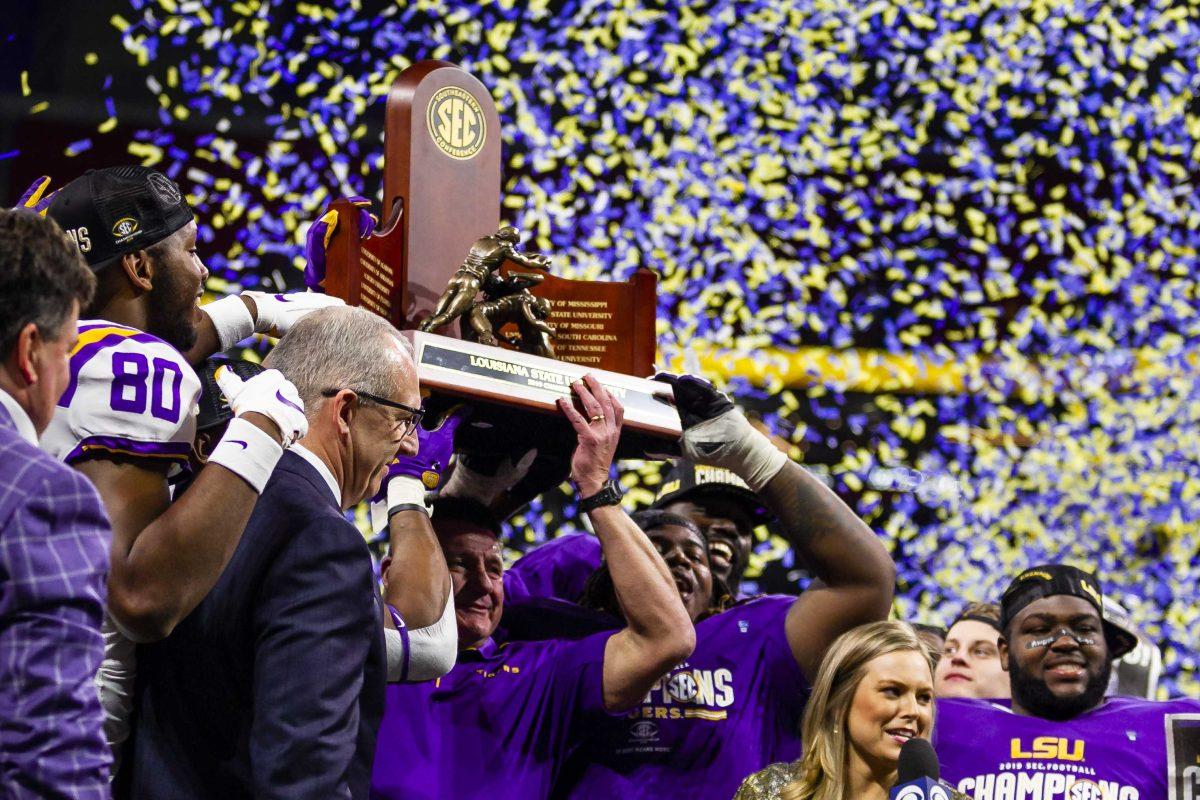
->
xmin=629 ymin=721 xmax=658 ymax=741
xmin=427 ymin=86 xmax=486 ymax=160
xmin=111 ymin=217 xmax=140 ymax=244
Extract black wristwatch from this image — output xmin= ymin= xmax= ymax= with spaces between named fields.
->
xmin=578 ymin=479 xmax=623 ymax=513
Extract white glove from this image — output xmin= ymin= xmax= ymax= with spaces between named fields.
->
xmin=243 ymin=290 xmax=345 ymax=338
xmin=205 ymin=367 xmax=306 ymax=493
xmin=653 ymin=372 xmax=789 ymax=492
xmin=215 ymin=366 xmax=308 ymax=447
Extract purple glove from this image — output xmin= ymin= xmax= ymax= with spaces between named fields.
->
xmin=375 ymin=405 xmax=472 ymax=499
xmin=303 ymin=195 xmax=377 ymax=292
xmin=13 ymin=176 xmax=57 ymax=215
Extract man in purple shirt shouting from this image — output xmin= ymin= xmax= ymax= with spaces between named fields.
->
xmin=369 ymin=375 xmax=695 ymax=800
xmin=501 ymin=458 xmax=772 ymax=611
xmin=0 ymin=209 xmax=111 ymax=798
xmin=934 ymin=563 xmax=1200 ymax=798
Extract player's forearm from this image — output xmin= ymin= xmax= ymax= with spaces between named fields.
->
xmin=385 ymin=593 xmax=457 ymax=681
xmin=183 ymin=294 xmax=258 ymax=364
xmin=661 ymin=374 xmax=888 ymax=597
xmin=384 ymin=510 xmax=452 ymax=628
xmin=589 ymin=505 xmax=694 ymax=655
xmin=105 ymin=412 xmax=284 ymax=640
xmin=109 ymin=465 xmax=260 ymax=641
xmin=179 ymin=312 xmax=222 ymax=365
xmin=760 ymin=461 xmax=894 ymax=600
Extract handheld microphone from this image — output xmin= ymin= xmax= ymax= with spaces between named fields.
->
xmin=889 ymin=738 xmax=970 ymax=800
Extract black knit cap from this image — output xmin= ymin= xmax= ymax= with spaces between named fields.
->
xmin=46 ymin=166 xmax=194 ymax=272
xmin=1000 ymin=564 xmax=1137 ymax=658
xmin=651 ymin=460 xmax=772 ymax=525
xmin=196 ymin=358 xmax=265 ymax=432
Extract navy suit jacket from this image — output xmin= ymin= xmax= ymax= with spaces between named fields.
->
xmin=130 ymin=450 xmax=385 ymax=800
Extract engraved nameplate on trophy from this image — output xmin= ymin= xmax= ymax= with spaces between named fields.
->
xmin=402 ymin=330 xmax=680 ymax=439
xmin=498 ymin=263 xmax=657 ymax=377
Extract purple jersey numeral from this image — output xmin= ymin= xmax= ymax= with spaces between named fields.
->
xmin=151 ymin=357 xmax=183 ymax=422
xmin=111 ymin=352 xmax=149 ymax=413
xmin=110 ymin=352 xmax=183 ymax=423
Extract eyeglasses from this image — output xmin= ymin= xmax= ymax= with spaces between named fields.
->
xmin=321 ymin=388 xmax=424 ymax=437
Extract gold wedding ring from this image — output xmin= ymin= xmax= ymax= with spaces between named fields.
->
xmin=589 ymin=414 xmax=605 ymax=423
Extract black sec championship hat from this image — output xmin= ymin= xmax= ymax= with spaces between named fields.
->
xmin=1000 ymin=564 xmax=1138 ymax=658
xmin=46 ymin=166 xmax=193 ymax=271
xmin=652 ymin=460 xmax=772 ymax=525
xmin=195 ymin=358 xmax=265 ymax=432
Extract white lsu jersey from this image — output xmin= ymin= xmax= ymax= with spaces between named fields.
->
xmin=41 ymin=319 xmax=200 ymax=474
xmin=40 ymin=319 xmax=202 ymax=766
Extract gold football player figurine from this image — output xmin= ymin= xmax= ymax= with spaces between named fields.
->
xmin=467 ymin=291 xmax=556 ymax=358
xmin=418 ymin=225 xmax=551 ymax=334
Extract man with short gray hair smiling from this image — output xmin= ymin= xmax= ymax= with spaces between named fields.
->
xmin=132 ymin=305 xmax=452 ymax=800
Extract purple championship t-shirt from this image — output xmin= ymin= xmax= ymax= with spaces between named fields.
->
xmin=557 ymin=595 xmax=807 ymax=799
xmin=370 ymin=631 xmax=613 ymax=800
xmin=934 ymin=695 xmax=1200 ymax=799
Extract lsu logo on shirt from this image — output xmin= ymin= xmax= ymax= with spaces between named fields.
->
xmin=1010 ymin=738 xmax=1085 ymax=762
xmin=957 ymin=738 xmax=1145 ymax=798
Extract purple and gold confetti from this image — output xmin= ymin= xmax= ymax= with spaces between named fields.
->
xmin=11 ymin=0 xmax=1200 ymax=695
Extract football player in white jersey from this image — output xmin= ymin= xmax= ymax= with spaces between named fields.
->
xmin=42 ymin=165 xmax=337 ymax=768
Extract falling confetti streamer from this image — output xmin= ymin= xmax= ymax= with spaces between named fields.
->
xmin=11 ymin=0 xmax=1199 ymax=695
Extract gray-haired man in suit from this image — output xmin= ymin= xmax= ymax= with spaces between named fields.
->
xmin=132 ymin=306 xmax=448 ymax=799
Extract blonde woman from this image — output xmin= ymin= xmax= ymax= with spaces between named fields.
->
xmin=734 ymin=621 xmax=936 ymax=800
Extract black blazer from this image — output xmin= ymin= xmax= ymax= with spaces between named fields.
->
xmin=130 ymin=450 xmax=385 ymax=799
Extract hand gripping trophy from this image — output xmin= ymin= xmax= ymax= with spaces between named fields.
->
xmin=419 ymin=225 xmax=557 ymax=357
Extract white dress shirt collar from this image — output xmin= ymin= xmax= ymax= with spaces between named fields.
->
xmin=290 ymin=442 xmax=342 ymax=506
xmin=0 ymin=388 xmax=38 ymax=446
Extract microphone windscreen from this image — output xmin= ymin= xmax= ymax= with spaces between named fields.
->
xmin=896 ymin=737 xmax=940 ymax=783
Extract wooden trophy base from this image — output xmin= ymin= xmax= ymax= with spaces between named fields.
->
xmin=402 ymin=330 xmax=681 ymax=456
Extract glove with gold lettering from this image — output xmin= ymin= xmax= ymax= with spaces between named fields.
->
xmin=12 ymin=176 xmax=57 ymax=215
xmin=304 ymin=196 xmax=377 ymax=292
xmin=369 ymin=405 xmax=471 ymax=532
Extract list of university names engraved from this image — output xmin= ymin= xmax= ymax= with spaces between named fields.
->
xmin=359 ymin=250 xmax=394 ymax=317
xmin=550 ymin=299 xmax=618 ymax=365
